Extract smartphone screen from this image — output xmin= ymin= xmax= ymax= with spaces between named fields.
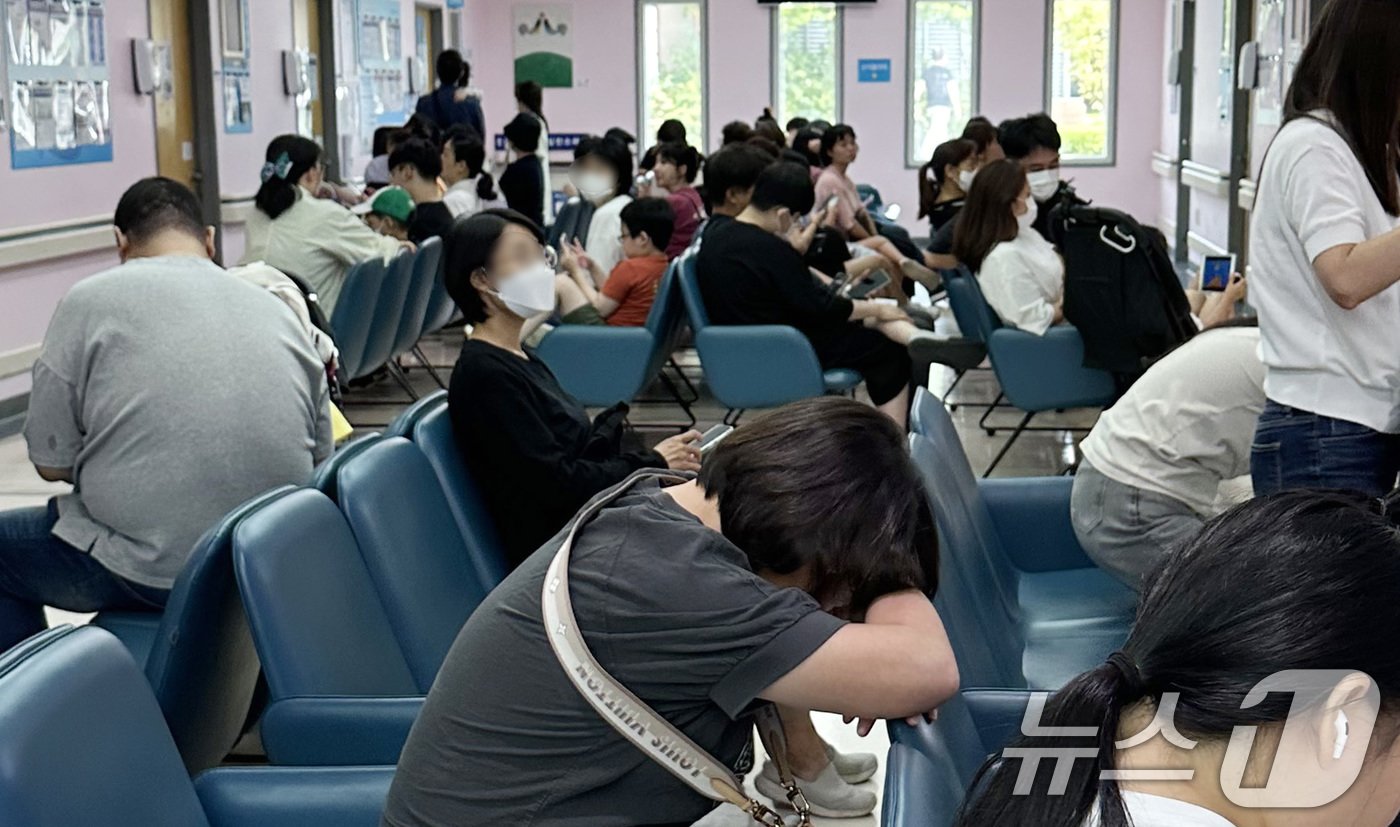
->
xmin=846 ymin=270 xmax=892 ymax=299
xmin=698 ymin=425 xmax=734 ymax=455
xmin=1201 ymin=255 xmax=1236 ymax=291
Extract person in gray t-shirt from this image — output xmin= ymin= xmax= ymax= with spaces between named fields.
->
xmin=0 ymin=177 xmax=331 ymax=652
xmin=381 ymin=397 xmax=959 ymax=826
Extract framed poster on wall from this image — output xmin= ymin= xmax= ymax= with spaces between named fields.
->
xmin=513 ymin=4 xmax=572 ymax=88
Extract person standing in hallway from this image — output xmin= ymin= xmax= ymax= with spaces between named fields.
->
xmin=0 ymin=177 xmax=332 ymax=653
xmin=1248 ymin=0 xmax=1400 ymax=497
xmin=514 ymin=81 xmax=554 ymax=226
xmin=415 ymin=50 xmax=485 ymax=140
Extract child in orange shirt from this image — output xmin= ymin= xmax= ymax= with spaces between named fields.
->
xmin=557 ymin=198 xmax=674 ymax=327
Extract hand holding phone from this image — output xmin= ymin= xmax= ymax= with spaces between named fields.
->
xmin=1201 ymin=254 xmax=1237 ymax=291
xmin=697 ymin=424 xmax=734 ymax=456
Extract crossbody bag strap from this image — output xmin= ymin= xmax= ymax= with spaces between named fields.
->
xmin=542 ymin=470 xmax=811 ymax=826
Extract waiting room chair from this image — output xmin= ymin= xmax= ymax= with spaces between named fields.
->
xmin=944 ymin=267 xmax=1116 ymax=475
xmin=0 ymin=625 xmax=392 ymax=827
xmin=535 ymin=258 xmax=695 ymax=426
xmin=92 ymin=485 xmax=298 ymax=773
xmin=384 ymin=389 xmax=447 ymax=439
xmin=909 ymin=390 xmax=1134 ymax=689
xmin=881 ymin=689 xmax=1034 ymax=827
xmin=328 ymin=257 xmax=390 ymax=383
xmin=388 ymin=238 xmax=445 ymax=390
xmin=410 ymin=400 xmax=509 ymax=589
xmin=676 ymin=252 xmax=861 ymax=423
xmin=233 ymin=488 xmax=424 ymax=765
xmin=309 ymin=431 xmax=381 ymax=502
xmin=357 ymin=250 xmax=416 ymax=391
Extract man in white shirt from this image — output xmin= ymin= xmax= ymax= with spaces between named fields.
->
xmin=1071 ymin=324 xmax=1265 ymax=588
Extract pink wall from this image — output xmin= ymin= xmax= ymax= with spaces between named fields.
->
xmin=462 ymin=0 xmax=1164 ymax=231
xmin=214 ymin=0 xmax=300 ymax=200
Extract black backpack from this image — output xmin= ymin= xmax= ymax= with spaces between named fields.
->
xmin=1056 ymin=204 xmax=1196 ymax=390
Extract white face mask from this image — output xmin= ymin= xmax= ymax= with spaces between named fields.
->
xmin=1016 ymin=198 xmax=1039 ymax=232
xmin=491 ymin=261 xmax=557 ymax=319
xmin=572 ymin=170 xmax=616 ymax=204
xmin=1027 ymin=168 xmax=1060 ymax=202
xmin=957 ymin=168 xmax=977 ymax=193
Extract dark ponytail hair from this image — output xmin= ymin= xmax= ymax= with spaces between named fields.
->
xmin=514 ymin=80 xmax=545 ymax=125
xmin=254 ymin=135 xmax=322 ymax=220
xmin=919 ymin=138 xmax=975 ymax=219
xmin=445 ymin=130 xmax=498 ymax=201
xmin=956 ymin=490 xmax=1400 ymax=827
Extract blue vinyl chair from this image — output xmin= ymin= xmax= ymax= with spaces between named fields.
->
xmin=0 ymin=625 xmax=392 ymax=827
xmin=386 ymin=239 xmax=443 ymax=389
xmin=355 ymin=250 xmax=416 ymax=386
xmin=535 ymin=258 xmax=694 ymax=424
xmin=411 ymin=401 xmax=509 ymax=590
xmin=91 ymin=486 xmax=298 ymax=772
xmin=882 ymin=689 xmax=1034 ymax=827
xmin=944 ymin=267 xmax=1116 ymax=475
xmin=677 ymin=253 xmax=861 ymax=422
xmin=309 ymin=432 xmax=381 ymax=502
xmin=233 ymin=489 xmax=424 ymax=766
xmin=910 ymin=392 xmax=1134 ymax=689
xmin=384 ymin=389 xmax=447 ymax=439
xmin=328 ymin=257 xmax=390 ymax=383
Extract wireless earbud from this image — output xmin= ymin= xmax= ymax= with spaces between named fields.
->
xmin=1333 ymin=710 xmax=1349 ymax=760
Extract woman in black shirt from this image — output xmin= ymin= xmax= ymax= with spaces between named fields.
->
xmin=917 ymin=138 xmax=977 ymax=236
xmin=498 ymin=114 xmax=546 ymax=228
xmin=443 ymin=209 xmax=701 ymax=567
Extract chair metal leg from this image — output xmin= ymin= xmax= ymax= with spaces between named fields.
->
xmin=978 ymin=392 xmax=1007 ymax=435
xmin=668 ymin=358 xmax=701 ymax=404
xmin=412 ymin=345 xmax=447 ymax=389
xmin=945 ymin=369 xmax=967 ymax=411
xmin=385 ymin=362 xmax=420 ymax=401
xmin=724 ymin=409 xmax=745 ymax=426
xmin=984 ymin=411 xmax=1034 ymax=478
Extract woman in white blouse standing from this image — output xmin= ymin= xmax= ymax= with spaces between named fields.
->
xmin=951 ymin=160 xmax=1064 ymax=335
xmin=1248 ymin=0 xmax=1400 ymax=497
xmin=242 ymin=135 xmax=407 ymax=315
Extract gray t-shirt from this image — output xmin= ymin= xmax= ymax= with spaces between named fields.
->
xmin=381 ymin=479 xmax=846 ymax=827
xmin=24 ymin=255 xmax=333 ymax=589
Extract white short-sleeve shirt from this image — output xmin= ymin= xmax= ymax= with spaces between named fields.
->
xmin=1248 ymin=111 xmax=1400 ymax=433
xmin=977 ymin=227 xmax=1065 ymax=336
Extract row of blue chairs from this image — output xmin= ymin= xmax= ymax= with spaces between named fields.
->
xmin=535 ymin=250 xmax=863 ymax=426
xmin=328 ymin=238 xmax=451 ymax=395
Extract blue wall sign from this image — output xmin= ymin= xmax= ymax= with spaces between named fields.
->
xmin=857 ymin=59 xmax=892 ymax=83
xmin=495 ymin=133 xmax=588 ymax=153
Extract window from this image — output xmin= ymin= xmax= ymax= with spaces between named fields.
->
xmin=772 ymin=3 xmax=841 ymax=126
xmin=908 ymin=0 xmax=978 ymax=166
xmin=638 ymin=1 xmax=706 ymax=151
xmin=220 ymin=0 xmax=248 ymax=58
xmin=1046 ymin=0 xmax=1118 ymax=164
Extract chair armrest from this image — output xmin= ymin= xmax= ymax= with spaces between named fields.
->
xmin=962 ymin=688 xmax=1034 ymax=753
xmin=195 ymin=766 xmax=394 ymax=827
xmin=980 ymin=477 xmax=1095 ymax=572
xmin=260 ymin=696 xmax=423 ymax=766
xmin=880 ymin=740 xmax=964 ymax=827
xmin=695 ymin=326 xmax=825 ymax=409
xmin=534 ymin=325 xmax=656 ymax=406
xmin=987 ymin=325 xmax=1116 ymax=411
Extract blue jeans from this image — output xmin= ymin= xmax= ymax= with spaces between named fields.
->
xmin=0 ymin=499 xmax=168 ymax=653
xmin=1251 ymin=400 xmax=1400 ymax=498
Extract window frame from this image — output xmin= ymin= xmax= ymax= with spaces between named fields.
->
xmin=635 ymin=0 xmax=711 ymax=154
xmin=904 ymin=0 xmax=982 ymax=168
xmin=1043 ymin=0 xmax=1120 ymax=167
xmin=769 ymin=2 xmax=845 ymax=128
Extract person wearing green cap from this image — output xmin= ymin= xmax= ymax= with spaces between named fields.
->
xmin=352 ymin=186 xmax=413 ymax=242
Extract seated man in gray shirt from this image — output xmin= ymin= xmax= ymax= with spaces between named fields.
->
xmin=381 ymin=397 xmax=959 ymax=826
xmin=0 ymin=176 xmax=332 ymax=652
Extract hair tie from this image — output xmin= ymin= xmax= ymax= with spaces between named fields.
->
xmin=260 ymin=151 xmax=295 ymax=183
xmin=1106 ymin=651 xmax=1146 ymax=697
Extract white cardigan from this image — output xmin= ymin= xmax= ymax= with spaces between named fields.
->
xmin=978 ymin=228 xmax=1064 ymax=336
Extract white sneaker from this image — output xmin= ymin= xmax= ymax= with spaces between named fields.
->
xmin=754 ymin=760 xmax=877 ymax=819
xmin=825 ymin=743 xmax=879 ymax=784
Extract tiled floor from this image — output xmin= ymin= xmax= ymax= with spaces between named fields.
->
xmin=0 ymin=328 xmax=1098 ymax=825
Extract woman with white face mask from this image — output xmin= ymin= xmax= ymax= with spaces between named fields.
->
xmin=917 ymin=138 xmax=978 ymax=235
xmin=442 ymin=209 xmax=701 ymax=568
xmin=569 ymin=135 xmax=635 ymax=282
xmin=951 ymin=160 xmax=1065 ymax=335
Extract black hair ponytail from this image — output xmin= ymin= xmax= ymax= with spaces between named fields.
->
xmin=955 ymin=491 xmax=1400 ymax=827
xmin=477 ymin=172 xmax=499 ymax=202
xmin=254 ymin=135 xmax=322 ymax=220
xmin=448 ymin=131 xmax=497 ymax=201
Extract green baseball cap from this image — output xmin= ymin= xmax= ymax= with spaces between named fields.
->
xmin=353 ymin=186 xmax=413 ymax=224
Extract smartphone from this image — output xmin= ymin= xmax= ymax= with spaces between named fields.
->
xmin=1201 ymin=254 xmax=1236 ymax=291
xmin=846 ymin=270 xmax=892 ymax=299
xmin=698 ymin=424 xmax=734 ymax=456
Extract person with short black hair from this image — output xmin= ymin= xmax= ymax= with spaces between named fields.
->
xmin=997 ymin=112 xmax=1073 ymax=242
xmin=641 ymin=142 xmax=704 ymax=256
xmin=570 ymin=135 xmax=635 ymax=276
xmin=720 ymin=119 xmax=754 ymax=146
xmin=437 ymin=209 xmax=701 ymax=567
xmin=556 ymin=197 xmax=674 ymax=327
xmin=698 ymin=143 xmax=772 ymax=249
xmin=513 ymin=81 xmax=554 ymax=225
xmin=415 ymin=49 xmax=485 ymax=139
xmin=499 ymin=113 xmax=546 ymax=228
xmin=389 ymin=137 xmax=454 ymax=243
xmin=656 ymin=118 xmax=687 ymax=145
xmin=0 ymin=177 xmax=332 ymax=652
xmin=603 ymin=126 xmax=636 ymax=148
xmin=243 ymin=135 xmax=406 ymax=313
xmin=785 ymin=116 xmax=809 ymax=145
xmin=697 ymin=162 xmax=943 ymax=429
xmin=381 ymin=395 xmax=957 ymax=826
xmin=440 ymin=127 xmax=504 ymax=219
